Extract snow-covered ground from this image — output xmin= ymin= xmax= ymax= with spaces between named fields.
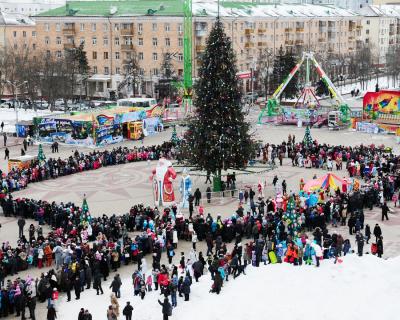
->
xmin=0 ymin=108 xmax=62 ymax=133
xmin=58 ymin=255 xmax=399 ymax=320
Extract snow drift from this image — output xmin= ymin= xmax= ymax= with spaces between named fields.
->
xmin=58 ymin=254 xmax=400 ymax=320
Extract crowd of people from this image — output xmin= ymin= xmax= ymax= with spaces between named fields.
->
xmin=0 ymin=142 xmax=176 ymax=195
xmin=0 ymin=136 xmax=396 ymax=319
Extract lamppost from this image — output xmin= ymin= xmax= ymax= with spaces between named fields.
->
xmin=6 ymin=80 xmax=27 ymax=138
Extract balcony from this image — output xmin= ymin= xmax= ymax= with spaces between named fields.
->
xmin=257 ymin=28 xmax=266 ymax=34
xmin=285 ymin=40 xmax=293 ymax=45
xmin=121 ymin=44 xmax=133 ymax=51
xmin=62 ymin=27 xmax=76 ymax=35
xmin=348 ymin=36 xmax=355 ymax=41
xmin=195 ymin=45 xmax=205 ymax=52
xmin=284 ymin=28 xmax=292 ymax=33
xmin=328 ymin=48 xmax=334 ymax=53
xmin=244 ymin=29 xmax=254 ymax=36
xmin=257 ymin=41 xmax=266 ymax=47
xmin=296 ymin=28 xmax=304 ymax=32
xmin=120 ymin=28 xmax=134 ymax=36
xmin=318 ymin=38 xmax=326 ymax=43
xmin=356 ymin=25 xmax=362 ymax=30
xmin=244 ymin=42 xmax=254 ymax=48
xmin=64 ymin=43 xmax=74 ymax=50
xmin=295 ymin=40 xmax=304 ymax=45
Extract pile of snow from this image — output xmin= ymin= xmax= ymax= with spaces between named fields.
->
xmin=58 ymin=254 xmax=399 ymax=320
xmin=0 ymin=109 xmax=62 ymax=133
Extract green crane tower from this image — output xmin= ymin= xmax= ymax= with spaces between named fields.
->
xmin=183 ymin=0 xmax=193 ymax=114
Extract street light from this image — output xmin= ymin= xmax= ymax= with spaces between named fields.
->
xmin=6 ymin=80 xmax=28 ymax=138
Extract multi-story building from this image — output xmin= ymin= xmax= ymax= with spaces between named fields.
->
xmin=360 ymin=5 xmax=400 ymax=65
xmin=27 ymin=1 xmax=363 ymax=98
xmin=0 ymin=0 xmax=65 ymax=16
xmin=0 ymin=1 xmax=364 ymax=98
xmin=282 ymin=0 xmax=371 ymax=11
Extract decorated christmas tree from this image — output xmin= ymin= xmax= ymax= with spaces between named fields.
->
xmin=82 ymin=194 xmax=89 ymax=213
xmin=171 ymin=125 xmax=179 ymax=146
xmin=183 ymin=19 xmax=255 ymax=190
xmin=303 ymin=126 xmax=313 ymax=148
xmin=37 ymin=144 xmax=46 ymax=162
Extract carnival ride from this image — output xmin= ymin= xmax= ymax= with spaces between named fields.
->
xmin=258 ymin=52 xmax=351 ymax=128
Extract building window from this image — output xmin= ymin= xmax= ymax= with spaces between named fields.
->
xmin=80 ymin=37 xmax=85 ymax=44
xmin=45 ymin=36 xmax=50 ymax=45
xmin=92 ymin=37 xmax=97 ymax=45
xmin=115 ymin=37 xmax=120 ymax=45
xmin=165 ymin=38 xmax=170 ymax=46
xmin=103 ymin=52 xmax=108 ymax=59
xmin=103 ymin=23 xmax=108 ymax=32
xmin=92 ymin=52 xmax=97 ymax=59
xmin=178 ymin=53 xmax=183 ymax=61
xmin=114 ymin=23 xmax=120 ymax=31
xmin=44 ymin=23 xmax=50 ymax=31
xmin=103 ymin=37 xmax=108 ymax=45
xmin=138 ymin=23 xmax=143 ymax=33
xmin=138 ymin=52 xmax=144 ymax=60
xmin=153 ymin=52 xmax=158 ymax=61
xmin=56 ymin=23 xmax=61 ymax=31
xmin=178 ymin=23 xmax=183 ymax=33
xmin=165 ymin=23 xmax=170 ymax=32
xmin=139 ymin=68 xmax=144 ymax=76
xmin=152 ymin=38 xmax=158 ymax=46
xmin=116 ymin=67 xmax=120 ymax=74
xmin=178 ymin=38 xmax=183 ymax=46
xmin=152 ymin=68 xmax=159 ymax=76
xmin=56 ymin=51 xmax=62 ymax=58
xmin=115 ymin=52 xmax=120 ymax=59
xmin=93 ymin=66 xmax=98 ymax=73
xmin=46 ymin=50 xmax=50 ymax=57
xmin=14 ymin=44 xmax=18 ymax=50
xmin=80 ymin=23 xmax=85 ymax=31
xmin=104 ymin=67 xmax=109 ymax=74
xmin=91 ymin=23 xmax=96 ymax=31
xmin=22 ymin=31 xmax=26 ymax=37
xmin=13 ymin=31 xmax=17 ymax=37
xmin=56 ymin=37 xmax=61 ymax=44
xmin=32 ymin=43 xmax=36 ymax=50
xmin=152 ymin=23 xmax=157 ymax=31
xmin=138 ymin=38 xmax=143 ymax=46
xmin=32 ymin=31 xmax=36 ymax=37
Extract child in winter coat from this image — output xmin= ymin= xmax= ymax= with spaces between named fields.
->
xmin=146 ymin=274 xmax=153 ymax=292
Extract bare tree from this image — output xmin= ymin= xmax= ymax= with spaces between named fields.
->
xmin=386 ymin=45 xmax=400 ymax=88
xmin=255 ymin=48 xmax=274 ymax=96
xmin=118 ymin=49 xmax=140 ymax=98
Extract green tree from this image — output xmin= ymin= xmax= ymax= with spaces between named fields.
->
xmin=183 ymin=20 xmax=255 ymax=188
xmin=271 ymin=47 xmax=298 ymax=100
xmin=37 ymin=144 xmax=46 ymax=162
xmin=303 ymin=126 xmax=313 ymax=147
xmin=316 ymin=78 xmax=330 ymax=97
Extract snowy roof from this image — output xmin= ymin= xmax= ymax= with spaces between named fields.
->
xmin=38 ymin=0 xmax=359 ymax=18
xmin=0 ymin=11 xmax=35 ymax=26
xmin=360 ymin=5 xmax=400 ymax=17
xmin=197 ymin=2 xmax=359 ymax=18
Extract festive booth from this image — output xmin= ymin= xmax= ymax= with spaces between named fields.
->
xmin=303 ymin=173 xmax=347 ymax=192
xmin=360 ymin=90 xmax=400 ymax=134
xmin=34 ymin=105 xmax=163 ymax=147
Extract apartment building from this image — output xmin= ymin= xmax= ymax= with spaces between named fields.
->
xmin=4 ymin=1 xmax=363 ymax=98
xmin=360 ymin=5 xmax=400 ymax=65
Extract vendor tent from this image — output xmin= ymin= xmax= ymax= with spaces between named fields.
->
xmin=303 ymin=173 xmax=346 ymax=192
